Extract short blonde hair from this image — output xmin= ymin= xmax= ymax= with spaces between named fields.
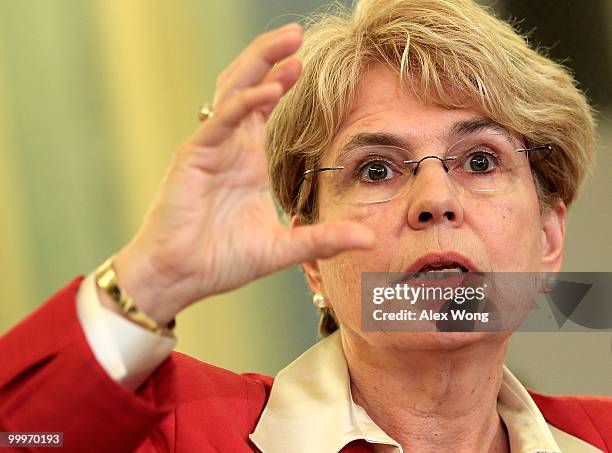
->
xmin=266 ymin=0 xmax=596 ymax=337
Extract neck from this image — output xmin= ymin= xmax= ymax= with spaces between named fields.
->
xmin=341 ymin=330 xmax=510 ymax=453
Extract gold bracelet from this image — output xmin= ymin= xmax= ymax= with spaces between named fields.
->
xmin=95 ymin=257 xmax=175 ymax=338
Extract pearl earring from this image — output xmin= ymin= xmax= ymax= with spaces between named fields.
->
xmin=544 ymin=276 xmax=558 ymax=292
xmin=313 ymin=293 xmax=327 ymax=308
xmin=538 ymin=274 xmax=558 ymax=293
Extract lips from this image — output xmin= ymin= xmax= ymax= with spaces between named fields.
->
xmin=405 ymin=252 xmax=479 ymax=274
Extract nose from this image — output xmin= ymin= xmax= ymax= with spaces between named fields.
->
xmin=405 ymin=158 xmax=464 ymax=230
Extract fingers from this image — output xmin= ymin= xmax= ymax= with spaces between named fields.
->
xmin=189 ymin=24 xmax=304 ymax=147
xmin=262 ymin=56 xmax=302 ymax=93
xmin=279 ymin=222 xmax=376 ymax=267
xmin=258 ymin=57 xmax=302 ymax=117
xmin=220 ymin=23 xmax=301 ymax=82
xmin=191 ymin=82 xmax=283 ymax=146
xmin=217 ymin=23 xmax=303 ymax=101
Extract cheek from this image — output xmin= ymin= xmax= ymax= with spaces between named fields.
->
xmin=322 ymin=203 xmax=401 ymax=273
xmin=471 ymin=194 xmax=543 ymax=270
xmin=318 ymin=253 xmax=361 ymax=330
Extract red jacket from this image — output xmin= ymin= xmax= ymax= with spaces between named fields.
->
xmin=1 ymin=277 xmax=611 ymax=452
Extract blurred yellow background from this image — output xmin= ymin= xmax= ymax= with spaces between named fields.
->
xmin=0 ymin=0 xmax=610 ymax=395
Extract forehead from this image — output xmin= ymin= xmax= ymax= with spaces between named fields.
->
xmin=328 ymin=65 xmax=489 ymax=153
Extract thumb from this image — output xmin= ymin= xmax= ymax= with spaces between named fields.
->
xmin=278 ymin=221 xmax=375 ymax=266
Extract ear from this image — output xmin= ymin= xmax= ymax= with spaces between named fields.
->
xmin=291 ymin=215 xmax=325 ymax=293
xmin=540 ymin=201 xmax=567 ymax=272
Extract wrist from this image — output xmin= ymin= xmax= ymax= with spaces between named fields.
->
xmin=109 ymin=247 xmax=182 ymax=326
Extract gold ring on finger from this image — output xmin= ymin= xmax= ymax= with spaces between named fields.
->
xmin=198 ymin=102 xmax=214 ymax=122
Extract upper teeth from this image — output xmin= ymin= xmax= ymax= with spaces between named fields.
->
xmin=416 ymin=267 xmax=465 ymax=279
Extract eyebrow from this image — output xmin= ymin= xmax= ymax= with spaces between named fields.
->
xmin=333 ymin=117 xmax=514 ymax=162
xmin=450 ymin=117 xmax=513 ymax=138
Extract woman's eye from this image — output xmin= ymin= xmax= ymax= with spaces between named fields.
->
xmin=358 ymin=161 xmax=395 ymax=182
xmin=463 ymin=152 xmax=497 ymax=173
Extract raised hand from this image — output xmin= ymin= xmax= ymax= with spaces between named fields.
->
xmin=105 ymin=23 xmax=375 ymax=325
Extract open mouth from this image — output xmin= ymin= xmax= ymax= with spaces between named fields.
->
xmin=405 ymin=252 xmax=478 ymax=274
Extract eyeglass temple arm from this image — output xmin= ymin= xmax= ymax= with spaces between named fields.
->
xmin=302 ymin=166 xmax=345 ymax=176
xmin=516 ymin=144 xmax=553 ymax=154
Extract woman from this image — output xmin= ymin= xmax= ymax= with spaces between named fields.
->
xmin=1 ymin=0 xmax=610 ymax=452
